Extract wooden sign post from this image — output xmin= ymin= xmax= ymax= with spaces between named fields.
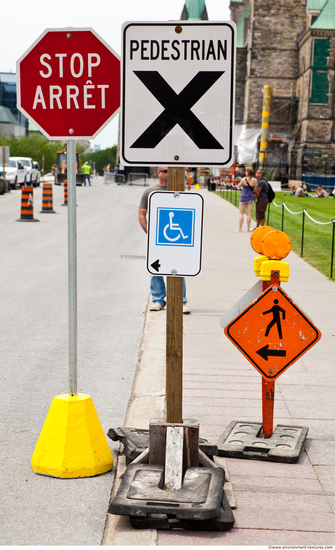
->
xmin=166 ymin=167 xmax=185 ymax=423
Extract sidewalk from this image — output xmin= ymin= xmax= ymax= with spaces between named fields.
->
xmin=104 ymin=189 xmax=335 ymax=545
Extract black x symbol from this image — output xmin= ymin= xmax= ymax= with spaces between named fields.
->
xmin=130 ymin=71 xmax=225 ymax=149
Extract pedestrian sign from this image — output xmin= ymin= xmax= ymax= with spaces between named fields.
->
xmin=224 ymin=285 xmax=321 ymax=381
xmin=121 ymin=21 xmax=236 ymax=167
xmin=156 ymin=208 xmax=195 ymax=247
xmin=147 ymin=191 xmax=204 ymax=277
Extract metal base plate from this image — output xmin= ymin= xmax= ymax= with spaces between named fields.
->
xmin=109 ymin=463 xmax=224 ymax=521
xmin=129 ymin=491 xmax=234 ymax=531
xmin=217 ymin=421 xmax=308 ymax=463
xmin=107 ymin=426 xmax=218 ymax=462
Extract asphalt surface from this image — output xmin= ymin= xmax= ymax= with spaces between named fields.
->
xmin=0 ymin=176 xmax=150 ymax=545
xmin=104 ymin=188 xmax=335 ymax=545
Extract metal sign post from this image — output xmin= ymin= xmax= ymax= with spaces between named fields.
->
xmin=17 ymin=27 xmax=119 ymax=478
xmin=67 ymin=139 xmax=78 ymax=396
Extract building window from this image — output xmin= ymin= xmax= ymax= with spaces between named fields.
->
xmin=310 ymin=38 xmax=330 ymax=104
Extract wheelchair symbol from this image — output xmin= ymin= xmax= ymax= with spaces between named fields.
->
xmin=163 ymin=212 xmax=189 ymax=242
xmin=156 ymin=207 xmax=195 ymax=247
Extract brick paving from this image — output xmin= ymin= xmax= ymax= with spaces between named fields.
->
xmin=104 ymin=190 xmax=335 ymax=545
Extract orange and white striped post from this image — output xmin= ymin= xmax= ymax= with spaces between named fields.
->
xmin=16 ymin=186 xmax=39 ymax=222
xmin=62 ymin=180 xmax=68 ymax=206
xmin=40 ymin=183 xmax=56 ymax=213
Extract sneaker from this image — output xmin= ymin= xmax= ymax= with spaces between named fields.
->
xmin=183 ymin=305 xmax=191 ymax=314
xmin=150 ymin=302 xmax=164 ymax=311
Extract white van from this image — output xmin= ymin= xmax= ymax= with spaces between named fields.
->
xmin=5 ymin=158 xmax=28 ymax=189
xmin=10 ymin=157 xmax=39 ymax=186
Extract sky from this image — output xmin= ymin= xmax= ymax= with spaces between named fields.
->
xmin=2 ymin=0 xmax=230 ymax=150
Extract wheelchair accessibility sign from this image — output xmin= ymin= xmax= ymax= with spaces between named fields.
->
xmin=147 ymin=191 xmax=204 ymax=277
xmin=156 ymin=208 xmax=195 ymax=247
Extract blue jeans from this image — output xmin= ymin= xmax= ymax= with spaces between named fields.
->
xmin=150 ymin=276 xmax=187 ymax=307
xmin=84 ymin=174 xmax=91 ymax=186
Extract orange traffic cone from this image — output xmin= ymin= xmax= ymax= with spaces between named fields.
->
xmin=62 ymin=180 xmax=68 ymax=206
xmin=16 ymin=186 xmax=39 ymax=222
xmin=40 ymin=183 xmax=56 ymax=213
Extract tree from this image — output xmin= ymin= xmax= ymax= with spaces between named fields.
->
xmin=80 ymin=146 xmax=117 ymax=175
xmin=0 ymin=133 xmax=63 ymax=174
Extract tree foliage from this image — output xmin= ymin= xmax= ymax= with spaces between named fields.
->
xmin=80 ymin=146 xmax=117 ymax=175
xmin=0 ymin=133 xmax=63 ymax=174
xmin=0 ymin=132 xmax=117 ymax=176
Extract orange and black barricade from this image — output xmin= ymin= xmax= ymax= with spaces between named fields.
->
xmin=40 ymin=183 xmax=56 ymax=213
xmin=16 ymin=186 xmax=39 ymax=222
xmin=62 ymin=180 xmax=68 ymax=206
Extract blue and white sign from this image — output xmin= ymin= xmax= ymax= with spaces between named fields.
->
xmin=156 ymin=208 xmax=195 ymax=247
xmin=147 ymin=191 xmax=204 ymax=277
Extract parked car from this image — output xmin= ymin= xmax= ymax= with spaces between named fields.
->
xmin=10 ymin=156 xmax=39 ymax=186
xmin=2 ymin=158 xmax=28 ymax=189
xmin=33 ymin=161 xmax=41 ymax=186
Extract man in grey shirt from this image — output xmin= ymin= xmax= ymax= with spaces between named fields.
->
xmin=138 ymin=167 xmax=190 ymax=313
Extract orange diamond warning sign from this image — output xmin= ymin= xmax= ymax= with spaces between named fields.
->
xmin=224 ymin=285 xmax=321 ymax=381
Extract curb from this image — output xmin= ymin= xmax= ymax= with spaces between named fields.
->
xmin=103 ymin=303 xmax=165 ymax=545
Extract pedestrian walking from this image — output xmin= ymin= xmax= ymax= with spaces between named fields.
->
xmin=138 ymin=167 xmax=190 ymax=314
xmin=236 ymin=168 xmax=257 ymax=232
xmin=254 ymin=168 xmax=269 ymax=228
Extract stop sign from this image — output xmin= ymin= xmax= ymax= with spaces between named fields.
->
xmin=17 ymin=28 xmax=120 ymax=140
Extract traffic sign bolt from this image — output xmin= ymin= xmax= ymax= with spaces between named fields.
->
xmin=174 ymin=192 xmax=180 ymax=199
xmin=272 ymin=286 xmax=278 ymax=291
xmin=272 ymin=271 xmax=279 ymax=277
xmin=175 ymin=25 xmax=183 ymax=34
xmin=174 ymin=156 xmax=179 ymax=161
xmin=171 ymin=269 xmax=177 ymax=276
xmin=69 ymin=129 xmax=74 ymax=134
xmin=269 ymin=369 xmax=274 ymax=374
xmin=67 ymin=33 xmax=71 ymax=38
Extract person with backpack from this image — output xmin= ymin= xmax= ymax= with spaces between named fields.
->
xmin=254 ymin=168 xmax=273 ymax=228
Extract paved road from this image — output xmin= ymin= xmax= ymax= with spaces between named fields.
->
xmin=0 ymin=177 xmax=150 ymax=545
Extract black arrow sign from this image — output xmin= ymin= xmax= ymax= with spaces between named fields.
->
xmin=151 ymin=259 xmax=161 ymax=272
xmin=256 ymin=345 xmax=287 ymax=361
xmin=131 ymin=71 xmax=225 ymax=150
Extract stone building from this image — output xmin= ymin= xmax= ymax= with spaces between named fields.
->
xmin=231 ymin=0 xmax=335 ymax=183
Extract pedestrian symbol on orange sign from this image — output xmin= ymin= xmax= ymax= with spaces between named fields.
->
xmin=263 ymin=299 xmax=286 ymax=339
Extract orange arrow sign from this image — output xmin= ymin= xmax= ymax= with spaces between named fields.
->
xmin=225 ymin=285 xmax=321 ymax=381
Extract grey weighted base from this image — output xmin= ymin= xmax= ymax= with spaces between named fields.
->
xmin=217 ymin=421 xmax=309 ymax=463
xmin=109 ymin=463 xmax=225 ymax=522
xmin=129 ymin=492 xmax=235 ymax=531
xmin=107 ymin=426 xmax=218 ymax=462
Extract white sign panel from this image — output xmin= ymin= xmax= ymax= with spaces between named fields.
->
xmin=147 ymin=191 xmax=204 ymax=277
xmin=121 ymin=21 xmax=236 ymax=167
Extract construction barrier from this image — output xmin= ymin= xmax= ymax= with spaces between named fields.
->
xmin=219 ymin=227 xmax=321 ymax=462
xmin=16 ymin=186 xmax=39 ymax=222
xmin=40 ymin=183 xmax=56 ymax=213
xmin=62 ymin=180 xmax=68 ymax=206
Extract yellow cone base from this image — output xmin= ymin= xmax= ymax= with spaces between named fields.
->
xmin=32 ymin=393 xmax=113 ymax=478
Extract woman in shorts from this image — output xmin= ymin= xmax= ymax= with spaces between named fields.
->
xmin=236 ymin=168 xmax=257 ymax=232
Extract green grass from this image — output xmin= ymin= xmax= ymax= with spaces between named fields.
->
xmin=215 ymin=189 xmax=335 ymax=279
